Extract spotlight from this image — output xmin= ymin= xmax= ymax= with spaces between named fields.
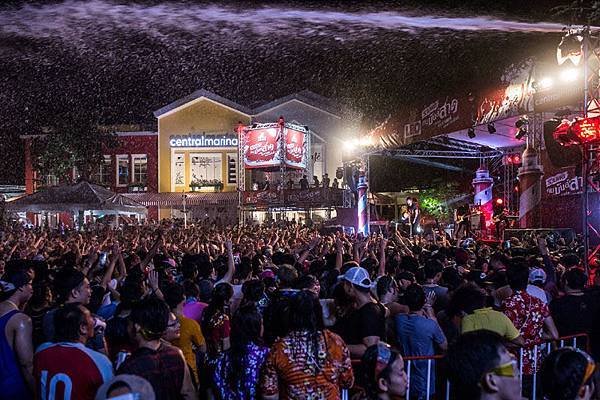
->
xmin=487 ymin=123 xmax=497 ymax=134
xmin=533 ymin=77 xmax=553 ymax=91
xmin=343 ymin=141 xmax=356 ymax=152
xmin=539 ymin=77 xmax=554 ymax=89
xmin=515 ymin=116 xmax=528 ymax=129
xmin=467 ymin=127 xmax=476 ymax=138
xmin=560 ymin=68 xmax=579 ymax=82
xmin=495 ymin=198 xmax=504 ymax=205
xmin=515 ymin=127 xmax=527 ymax=140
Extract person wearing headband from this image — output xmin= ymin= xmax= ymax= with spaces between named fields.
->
xmin=360 ymin=342 xmax=408 ymax=399
xmin=0 ymin=267 xmax=35 ymax=399
xmin=541 ymin=347 xmax=597 ymax=400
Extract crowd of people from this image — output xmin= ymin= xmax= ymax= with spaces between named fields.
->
xmin=0 ymin=218 xmax=599 ymax=400
xmin=251 ymin=173 xmax=339 ymax=191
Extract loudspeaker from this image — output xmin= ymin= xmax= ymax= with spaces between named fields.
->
xmin=344 ymin=166 xmax=356 ymax=192
xmin=544 ymin=119 xmax=581 ymax=168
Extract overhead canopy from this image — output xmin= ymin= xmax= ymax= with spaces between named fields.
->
xmin=366 ymin=66 xmax=534 ymax=152
xmin=5 ymin=181 xmax=147 ymax=214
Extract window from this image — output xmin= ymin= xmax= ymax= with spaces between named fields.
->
xmin=190 ymin=153 xmax=222 ymax=182
xmin=132 ymin=154 xmax=147 ymax=184
xmin=311 ymin=144 xmax=324 ymax=179
xmin=227 ymin=153 xmax=237 ymax=185
xmin=95 ymin=155 xmax=111 ymax=186
xmin=172 ymin=153 xmax=185 ymax=186
xmin=42 ymin=174 xmax=59 ymax=187
xmin=117 ymin=155 xmax=130 ymax=186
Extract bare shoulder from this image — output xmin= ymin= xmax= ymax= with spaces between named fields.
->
xmin=10 ymin=312 xmax=32 ymax=331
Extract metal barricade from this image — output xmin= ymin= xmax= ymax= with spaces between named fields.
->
xmin=345 ymin=333 xmax=589 ymax=400
xmin=403 ymin=355 xmax=445 ymax=400
xmin=518 ymin=333 xmax=589 ymax=400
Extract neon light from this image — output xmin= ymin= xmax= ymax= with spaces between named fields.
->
xmin=169 ymin=134 xmax=239 ymax=147
xmin=572 ymin=117 xmax=600 ymax=143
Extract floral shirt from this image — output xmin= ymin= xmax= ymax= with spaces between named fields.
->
xmin=261 ymin=329 xmax=354 ymax=400
xmin=502 ymin=290 xmax=550 ymax=374
xmin=223 ymin=342 xmax=269 ymax=400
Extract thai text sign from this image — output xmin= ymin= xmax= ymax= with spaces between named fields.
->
xmin=545 ymin=171 xmax=583 ymax=196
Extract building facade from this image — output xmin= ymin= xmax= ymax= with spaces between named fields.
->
xmin=22 ymin=89 xmax=360 ymax=224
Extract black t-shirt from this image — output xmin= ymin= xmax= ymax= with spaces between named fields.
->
xmin=550 ymin=293 xmax=600 ymax=336
xmin=337 ymin=302 xmax=386 ymax=345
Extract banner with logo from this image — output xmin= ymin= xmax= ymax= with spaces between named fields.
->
xmin=242 ymin=128 xmax=281 ymax=169
xmin=369 ymin=68 xmax=535 ymax=148
xmin=285 ymin=128 xmax=308 ymax=169
xmin=242 ymin=125 xmax=308 ymax=169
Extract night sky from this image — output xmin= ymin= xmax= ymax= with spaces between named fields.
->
xmin=0 ymin=0 xmax=582 ymax=184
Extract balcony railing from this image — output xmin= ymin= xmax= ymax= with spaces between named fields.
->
xmin=242 ymin=187 xmax=343 ymax=208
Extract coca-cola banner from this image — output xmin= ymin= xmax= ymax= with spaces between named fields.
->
xmin=242 ymin=125 xmax=308 ymax=169
xmin=242 ymin=128 xmax=281 ymax=169
xmin=285 ymin=128 xmax=307 ymax=169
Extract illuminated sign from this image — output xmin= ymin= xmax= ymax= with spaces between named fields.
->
xmin=241 ymin=125 xmax=309 ymax=169
xmin=553 ymin=116 xmax=600 ymax=145
xmin=572 ymin=116 xmax=600 ymax=143
xmin=169 ymin=134 xmax=238 ymax=148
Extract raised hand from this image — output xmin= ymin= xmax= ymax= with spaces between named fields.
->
xmin=148 ymin=270 xmax=159 ymax=291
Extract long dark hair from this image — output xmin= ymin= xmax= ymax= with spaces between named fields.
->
xmin=228 ymin=304 xmax=263 ymax=390
xmin=288 ymin=290 xmax=326 ymax=372
xmin=201 ymin=282 xmax=233 ymax=335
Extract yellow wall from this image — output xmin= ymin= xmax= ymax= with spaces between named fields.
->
xmin=158 ymin=98 xmax=251 ymax=193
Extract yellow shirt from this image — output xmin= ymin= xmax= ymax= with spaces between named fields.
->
xmin=461 ymin=307 xmax=520 ymax=340
xmin=172 ymin=315 xmax=205 ymax=382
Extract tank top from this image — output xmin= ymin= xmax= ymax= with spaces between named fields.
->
xmin=0 ymin=309 xmax=32 ymax=400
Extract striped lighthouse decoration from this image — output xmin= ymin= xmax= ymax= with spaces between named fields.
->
xmin=357 ymin=171 xmax=369 ymax=237
xmin=472 ymin=167 xmax=494 ymax=230
xmin=518 ymin=145 xmax=543 ymax=228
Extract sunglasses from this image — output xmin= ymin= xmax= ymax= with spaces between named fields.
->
xmin=490 ymin=359 xmax=518 ymax=378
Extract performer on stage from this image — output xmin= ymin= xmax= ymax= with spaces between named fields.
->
xmin=406 ymin=197 xmax=421 ymax=237
xmin=492 ymin=204 xmax=508 ymax=240
xmin=454 ymin=204 xmax=470 ymax=239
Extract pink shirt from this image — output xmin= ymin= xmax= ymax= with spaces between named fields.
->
xmin=182 ymin=300 xmax=208 ymax=324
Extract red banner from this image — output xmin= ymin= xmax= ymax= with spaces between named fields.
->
xmin=242 ymin=128 xmax=281 ymax=168
xmin=285 ymin=128 xmax=307 ymax=169
xmin=242 ymin=188 xmax=343 ymax=207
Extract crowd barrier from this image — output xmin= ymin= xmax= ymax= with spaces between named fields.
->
xmin=341 ymin=333 xmax=589 ymax=400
